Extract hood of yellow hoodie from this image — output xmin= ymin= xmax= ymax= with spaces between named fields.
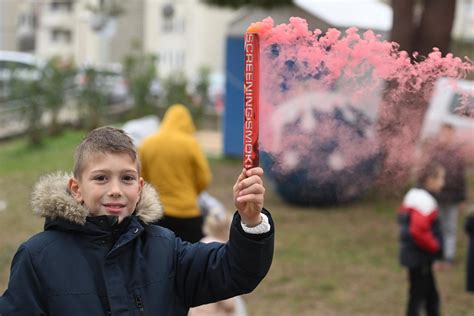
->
xmin=160 ymin=104 xmax=196 ymax=135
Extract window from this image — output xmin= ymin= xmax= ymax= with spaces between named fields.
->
xmin=176 ymin=51 xmax=185 ymax=67
xmin=162 ymin=19 xmax=173 ymax=33
xmin=50 ymin=1 xmax=73 ymax=12
xmin=159 ymin=51 xmax=170 ymax=66
xmin=161 ymin=16 xmax=186 ymax=33
xmin=18 ymin=14 xmax=36 ymax=28
xmin=51 ymin=28 xmax=72 ymax=43
xmin=159 ymin=50 xmax=186 ymax=69
xmin=176 ymin=17 xmax=185 ymax=33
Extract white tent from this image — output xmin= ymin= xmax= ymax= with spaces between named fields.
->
xmin=294 ymin=0 xmax=392 ymax=33
xmin=228 ymin=0 xmax=393 ymax=39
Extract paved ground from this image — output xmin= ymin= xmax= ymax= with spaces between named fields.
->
xmin=196 ymin=129 xmax=223 ymax=158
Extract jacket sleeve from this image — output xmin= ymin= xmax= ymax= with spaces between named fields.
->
xmin=175 ymin=209 xmax=274 ymax=307
xmin=466 ymin=215 xmax=474 ymax=235
xmin=0 ymin=245 xmax=47 ymax=315
xmin=409 ymin=210 xmax=440 ymax=253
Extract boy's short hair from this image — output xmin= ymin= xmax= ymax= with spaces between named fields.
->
xmin=416 ymin=161 xmax=444 ymax=186
xmin=440 ymin=122 xmax=454 ymax=131
xmin=73 ymin=126 xmax=140 ymax=178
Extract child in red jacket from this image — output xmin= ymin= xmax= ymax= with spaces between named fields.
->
xmin=398 ymin=162 xmax=445 ymax=316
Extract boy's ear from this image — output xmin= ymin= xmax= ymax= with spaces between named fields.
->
xmin=68 ymin=177 xmax=83 ymax=203
xmin=139 ymin=177 xmax=145 ymax=193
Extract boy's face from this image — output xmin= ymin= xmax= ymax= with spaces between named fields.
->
xmin=438 ymin=126 xmax=455 ymax=145
xmin=69 ymin=152 xmax=144 ymax=223
xmin=427 ymin=167 xmax=446 ymax=193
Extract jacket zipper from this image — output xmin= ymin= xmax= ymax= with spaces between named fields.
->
xmin=134 ymin=295 xmax=145 ymax=315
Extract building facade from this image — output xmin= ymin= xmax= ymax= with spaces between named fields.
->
xmin=34 ymin=0 xmax=145 ymax=65
xmin=36 ymin=0 xmax=75 ymax=60
xmin=4 ymin=0 xmax=234 ymax=81
xmin=144 ymin=0 xmax=234 ymax=81
xmin=2 ymin=0 xmax=471 ymax=83
xmin=0 ymin=0 xmax=23 ymax=50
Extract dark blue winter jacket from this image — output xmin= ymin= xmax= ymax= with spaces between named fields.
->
xmin=0 ymin=173 xmax=274 ymax=315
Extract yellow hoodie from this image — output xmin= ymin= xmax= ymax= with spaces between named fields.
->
xmin=139 ymin=104 xmax=212 ymax=218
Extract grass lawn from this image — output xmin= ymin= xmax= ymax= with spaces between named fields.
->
xmin=0 ymin=130 xmax=473 ymax=315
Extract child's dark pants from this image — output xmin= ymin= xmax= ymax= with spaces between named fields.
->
xmin=407 ymin=264 xmax=440 ymax=316
xmin=156 ymin=215 xmax=204 ymax=243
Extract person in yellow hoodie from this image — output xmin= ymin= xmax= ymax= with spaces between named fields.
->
xmin=139 ymin=104 xmax=212 ymax=242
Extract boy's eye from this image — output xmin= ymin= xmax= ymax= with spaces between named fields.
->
xmin=122 ymin=175 xmax=136 ymax=182
xmin=93 ymin=175 xmax=107 ymax=182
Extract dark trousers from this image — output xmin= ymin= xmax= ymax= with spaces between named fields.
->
xmin=407 ymin=265 xmax=440 ymax=316
xmin=156 ymin=215 xmax=204 ymax=243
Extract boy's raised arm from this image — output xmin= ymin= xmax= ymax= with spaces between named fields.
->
xmin=174 ymin=167 xmax=274 ymax=307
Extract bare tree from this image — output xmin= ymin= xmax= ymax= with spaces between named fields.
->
xmin=202 ymin=0 xmax=292 ymax=9
xmin=391 ymin=0 xmax=456 ymax=58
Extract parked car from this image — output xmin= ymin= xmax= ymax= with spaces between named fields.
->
xmin=75 ymin=63 xmax=129 ymax=104
xmin=0 ymin=50 xmax=42 ymax=102
xmin=419 ymin=77 xmax=474 ymax=163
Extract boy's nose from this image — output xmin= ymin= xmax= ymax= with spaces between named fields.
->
xmin=108 ymin=179 xmax=123 ymax=197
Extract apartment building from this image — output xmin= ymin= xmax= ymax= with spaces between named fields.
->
xmin=144 ymin=0 xmax=235 ymax=81
xmin=34 ymin=0 xmax=145 ymax=65
xmin=36 ymin=0 xmax=75 ymax=60
xmin=0 ymin=0 xmax=24 ymax=50
xmin=6 ymin=0 xmax=234 ymax=81
xmin=8 ymin=0 xmax=470 ymax=83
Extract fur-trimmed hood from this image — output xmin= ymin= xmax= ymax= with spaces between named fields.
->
xmin=31 ymin=172 xmax=163 ymax=225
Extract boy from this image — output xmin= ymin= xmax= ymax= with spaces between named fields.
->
xmin=0 ymin=127 xmax=274 ymax=315
xmin=422 ymin=123 xmax=467 ymax=265
xmin=398 ymin=162 xmax=445 ymax=316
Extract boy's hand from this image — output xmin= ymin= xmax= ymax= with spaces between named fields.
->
xmin=233 ymin=167 xmax=265 ymax=227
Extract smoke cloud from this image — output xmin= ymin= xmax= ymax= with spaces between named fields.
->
xmin=250 ymin=17 xmax=472 ymax=204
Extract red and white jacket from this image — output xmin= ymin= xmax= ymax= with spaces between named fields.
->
xmin=398 ymin=188 xmax=443 ymax=267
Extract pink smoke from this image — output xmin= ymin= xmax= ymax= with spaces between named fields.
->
xmin=251 ymin=17 xmax=472 ymax=189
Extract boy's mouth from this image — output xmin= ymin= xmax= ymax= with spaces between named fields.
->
xmin=103 ymin=203 xmax=126 ymax=213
